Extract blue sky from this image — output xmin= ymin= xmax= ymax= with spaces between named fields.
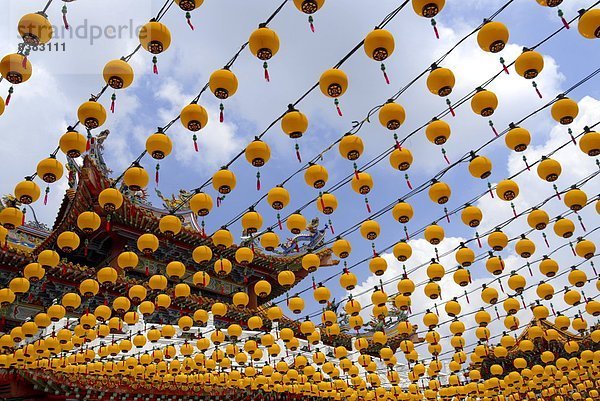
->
xmin=1 ymin=0 xmax=599 ymax=367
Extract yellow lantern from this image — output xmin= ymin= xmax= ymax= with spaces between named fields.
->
xmin=338 ymin=134 xmax=364 ymax=160
xmin=339 ymin=269 xmax=357 ymax=290
xmin=471 ymin=88 xmax=498 ymax=117
xmin=166 ymin=261 xmax=186 ymax=280
xmin=379 ymin=101 xmax=406 ymax=130
xmin=553 ymin=217 xmax=575 ymax=238
xmin=77 ymin=99 xmax=107 ymax=129
xmin=180 ymin=103 xmax=209 ymax=132
xmin=424 ymin=224 xmax=444 ymax=245
xmin=14 ymin=178 xmax=40 ymax=205
xmin=564 ymin=187 xmax=587 ymax=211
xmin=551 ymin=95 xmax=579 ymax=125
xmin=364 ymin=29 xmax=395 ymax=61
xmin=578 ymin=8 xmax=600 ymax=39
xmin=287 ymin=212 xmax=307 ymax=234
xmin=496 ymin=179 xmax=519 ymax=201
xmin=159 ymin=214 xmax=182 ymax=237
xmin=103 ymin=59 xmax=134 ymax=90
xmin=505 ymin=124 xmax=531 ymax=151
xmin=117 ymin=250 xmax=138 ymax=270
xmin=515 ymin=49 xmax=544 ymax=79
xmin=249 ymin=26 xmax=280 ymax=61
xmin=293 ymin=0 xmax=325 ymax=14
xmin=213 ymin=258 xmax=232 ymax=276
xmin=57 ymin=231 xmax=80 ymax=253
xmin=260 ymin=230 xmax=279 ymax=251
xmin=123 ymin=163 xmax=149 ymax=192
xmin=212 ymin=228 xmax=233 ymax=249
xmin=264 ymin=186 xmax=290 ymax=211
xmin=59 ymin=129 xmax=87 ymax=158
xmin=192 ymin=271 xmax=210 ymax=287
xmin=209 ymin=68 xmax=238 ymax=100
xmin=319 ymin=69 xmax=348 ymax=98
xmin=412 ymin=0 xmax=445 ymax=17
xmin=97 ymin=266 xmax=118 ymax=285
xmin=245 ymin=138 xmax=271 ymax=168
xmin=23 ymin=263 xmax=46 ymax=283
xmin=235 ymin=247 xmax=254 ymax=265
xmin=79 ymin=279 xmax=99 ymax=297
xmin=351 ymin=172 xmax=373 ymax=195
xmin=241 ymin=209 xmax=263 ymax=234
xmin=477 ymin=21 xmax=509 ymax=53
xmin=429 ymin=181 xmax=451 ymax=204
xmin=427 ymin=66 xmax=455 ymax=97
xmin=332 ymin=238 xmax=352 ymax=258
xmin=537 ymin=157 xmax=562 ymax=182
xmin=192 ymin=245 xmax=213 ymax=263
xmin=254 ymin=280 xmax=272 ymax=298
xmin=98 ymin=188 xmax=124 ymax=212
xmin=281 ymin=106 xmax=309 ymax=138
xmin=389 ymin=147 xmax=413 ymax=171
xmin=461 ymin=205 xmax=483 ymax=227
xmin=313 ymin=283 xmax=331 ymax=304
xmin=304 ymin=165 xmax=329 ymax=190
xmin=360 ymin=220 xmax=380 ymax=240
xmin=212 ymin=168 xmax=236 ymax=194
xmin=146 ymin=130 xmax=173 ymax=160
xmin=18 ymin=13 xmax=53 ymax=45
xmin=0 ymin=53 xmax=32 ymax=85
xmin=139 ymin=20 xmax=171 ymax=54
xmin=455 ymin=245 xmax=475 ymax=267
xmin=36 ymin=156 xmax=63 ymax=184
xmin=76 ymin=211 xmax=101 ymax=234
xmin=575 ymin=238 xmax=595 ymax=259
xmin=137 ymin=233 xmax=159 ymax=255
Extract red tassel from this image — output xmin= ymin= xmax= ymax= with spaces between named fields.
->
xmin=62 ymin=5 xmax=70 ymax=30
xmin=500 ymin=58 xmax=509 ymax=75
xmin=44 ymin=189 xmax=49 ymax=205
xmin=489 ymin=121 xmax=498 ymax=137
xmin=329 ymin=220 xmax=334 ymax=235
xmin=86 ymin=135 xmax=91 ymax=152
xmin=365 ymin=199 xmax=371 ymax=213
xmin=320 ymin=196 xmax=326 ymax=211
xmin=431 ymin=19 xmax=439 ymax=39
xmin=295 ymin=144 xmax=302 ymax=163
xmin=277 ymin=214 xmax=282 ymax=230
xmin=533 ymin=83 xmax=542 ymax=99
xmin=256 ymin=172 xmax=261 ymax=191
xmin=155 ymin=169 xmax=159 ymax=184
xmin=335 ymin=99 xmax=343 ymax=116
xmin=110 ymin=94 xmax=116 ymax=113
xmin=404 ymin=226 xmax=410 ymax=241
xmin=309 ymin=16 xmax=315 ymax=32
xmin=442 ymin=149 xmax=450 ymax=164
xmin=312 ymin=278 xmax=316 ymax=290
xmin=153 ymin=64 xmax=158 ymax=75
xmin=186 ymin=12 xmax=194 ymax=30
xmin=383 ymin=70 xmax=390 ymax=85
xmin=219 ymin=103 xmax=224 ymax=123
xmin=5 ymin=87 xmax=13 ymax=106
xmin=22 ymin=56 xmax=28 ymax=69
xmin=152 ymin=56 xmax=158 ymax=74
xmin=193 ymin=134 xmax=198 ymax=152
xmin=446 ymin=99 xmax=455 ymax=117
xmin=217 ymin=197 xmax=221 ymax=207
xmin=476 ymin=233 xmax=482 ymax=248
xmin=264 ymin=62 xmax=270 ymax=82
xmin=558 ymin=10 xmax=570 ymax=29
xmin=106 ymin=219 xmax=111 ymax=232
